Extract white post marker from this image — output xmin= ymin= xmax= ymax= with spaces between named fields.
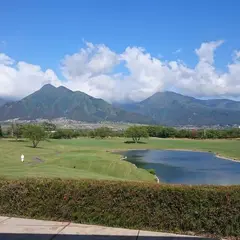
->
xmin=21 ymin=154 xmax=24 ymax=162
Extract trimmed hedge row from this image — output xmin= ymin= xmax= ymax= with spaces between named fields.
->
xmin=0 ymin=178 xmax=239 ymax=237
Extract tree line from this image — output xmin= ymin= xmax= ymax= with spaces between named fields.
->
xmin=51 ymin=127 xmax=124 ymax=139
xmin=142 ymin=125 xmax=240 ymax=139
xmin=1 ymin=122 xmax=240 ymax=148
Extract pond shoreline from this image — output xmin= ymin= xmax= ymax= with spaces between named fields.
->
xmin=109 ymin=148 xmax=240 ymax=163
xmin=110 ymin=148 xmax=240 ymax=185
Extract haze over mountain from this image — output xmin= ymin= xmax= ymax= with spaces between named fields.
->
xmin=0 ymin=84 xmax=153 ymax=124
xmin=0 ymin=98 xmax=6 ymax=107
xmin=116 ymin=91 xmax=240 ymax=126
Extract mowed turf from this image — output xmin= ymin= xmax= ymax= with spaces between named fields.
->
xmin=0 ymin=137 xmax=240 ymax=181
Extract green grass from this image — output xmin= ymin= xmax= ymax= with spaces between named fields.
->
xmin=0 ymin=137 xmax=240 ymax=181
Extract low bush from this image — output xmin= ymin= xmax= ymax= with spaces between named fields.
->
xmin=147 ymin=169 xmax=156 ymax=175
xmin=50 ymin=129 xmax=78 ymax=139
xmin=0 ymin=178 xmax=239 ymax=238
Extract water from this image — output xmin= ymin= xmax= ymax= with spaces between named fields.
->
xmin=124 ymin=150 xmax=240 ymax=185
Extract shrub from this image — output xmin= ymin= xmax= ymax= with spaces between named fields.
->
xmin=94 ymin=127 xmax=113 ymax=138
xmin=0 ymin=178 xmax=239 ymax=238
xmin=88 ymin=130 xmax=96 ymax=138
xmin=147 ymin=169 xmax=156 ymax=175
xmin=87 ymin=127 xmax=119 ymax=139
xmin=0 ymin=125 xmax=2 ymax=138
xmin=50 ymin=129 xmax=78 ymax=139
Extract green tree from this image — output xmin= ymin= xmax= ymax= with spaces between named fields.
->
xmin=145 ymin=126 xmax=158 ymax=137
xmin=13 ymin=124 xmax=24 ymax=140
xmin=10 ymin=122 xmax=14 ymax=137
xmin=94 ymin=127 xmax=113 ymax=138
xmin=88 ymin=130 xmax=96 ymax=138
xmin=0 ymin=125 xmax=3 ymax=138
xmin=176 ymin=129 xmax=191 ymax=138
xmin=23 ymin=125 xmax=46 ymax=148
xmin=41 ymin=121 xmax=56 ymax=131
xmin=50 ymin=129 xmax=81 ymax=139
xmin=125 ymin=126 xmax=149 ymax=143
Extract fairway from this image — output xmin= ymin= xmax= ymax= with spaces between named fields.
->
xmin=0 ymin=137 xmax=240 ymax=181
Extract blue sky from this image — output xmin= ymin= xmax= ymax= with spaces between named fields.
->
xmin=1 ymin=0 xmax=240 ymax=102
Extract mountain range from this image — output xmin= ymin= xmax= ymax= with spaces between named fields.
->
xmin=0 ymin=84 xmax=153 ymax=124
xmin=115 ymin=91 xmax=240 ymax=126
xmin=0 ymin=84 xmax=240 ymax=126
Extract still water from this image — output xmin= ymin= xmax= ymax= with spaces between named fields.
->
xmin=124 ymin=150 xmax=240 ymax=185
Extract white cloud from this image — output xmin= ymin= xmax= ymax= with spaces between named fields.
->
xmin=0 ymin=53 xmax=14 ymax=65
xmin=62 ymin=40 xmax=239 ymax=102
xmin=0 ymin=55 xmax=61 ymax=98
xmin=62 ymin=45 xmax=172 ymax=102
xmin=1 ymin=40 xmax=240 ymax=102
xmin=195 ymin=40 xmax=223 ymax=64
xmin=173 ymin=48 xmax=182 ymax=54
xmin=62 ymin=42 xmax=119 ymax=79
xmin=233 ymin=50 xmax=240 ymax=61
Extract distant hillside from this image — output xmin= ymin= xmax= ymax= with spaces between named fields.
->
xmin=116 ymin=91 xmax=240 ymax=126
xmin=2 ymin=86 xmax=240 ymax=126
xmin=0 ymin=84 xmax=153 ymax=124
xmin=0 ymin=98 xmax=6 ymax=107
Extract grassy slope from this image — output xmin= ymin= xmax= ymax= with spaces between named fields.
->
xmin=0 ymin=138 xmax=155 ymax=181
xmin=0 ymin=137 xmax=240 ymax=181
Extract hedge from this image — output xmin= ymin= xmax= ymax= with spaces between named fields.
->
xmin=0 ymin=178 xmax=239 ymax=238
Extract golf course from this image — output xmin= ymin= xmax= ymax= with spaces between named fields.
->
xmin=0 ymin=137 xmax=240 ymax=181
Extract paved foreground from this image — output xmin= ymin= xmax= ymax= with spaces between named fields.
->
xmin=0 ymin=216 xmax=215 ymax=240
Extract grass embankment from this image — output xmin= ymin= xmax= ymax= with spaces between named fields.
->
xmin=0 ymin=137 xmax=240 ymax=180
xmin=0 ymin=178 xmax=239 ymax=238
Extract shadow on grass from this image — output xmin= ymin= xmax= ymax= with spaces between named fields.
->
xmin=8 ymin=139 xmax=28 ymax=143
xmin=124 ymin=141 xmax=147 ymax=144
xmin=0 ymin=233 xmax=212 ymax=240
xmin=25 ymin=145 xmax=45 ymax=149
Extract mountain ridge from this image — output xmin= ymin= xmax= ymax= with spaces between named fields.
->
xmin=116 ymin=91 xmax=240 ymax=126
xmin=0 ymin=84 xmax=153 ymax=124
xmin=1 ymin=85 xmax=240 ymax=126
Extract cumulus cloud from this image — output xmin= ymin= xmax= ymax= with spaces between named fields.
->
xmin=62 ymin=45 xmax=172 ymax=102
xmin=62 ymin=42 xmax=119 ymax=79
xmin=1 ymin=40 xmax=240 ymax=102
xmin=172 ymin=40 xmax=240 ymax=98
xmin=195 ymin=40 xmax=223 ymax=64
xmin=0 ymin=53 xmax=14 ymax=65
xmin=0 ymin=55 xmax=61 ymax=98
xmin=233 ymin=50 xmax=240 ymax=61
xmin=62 ymin=40 xmax=239 ymax=102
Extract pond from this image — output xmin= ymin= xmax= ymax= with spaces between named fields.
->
xmin=124 ymin=150 xmax=240 ymax=185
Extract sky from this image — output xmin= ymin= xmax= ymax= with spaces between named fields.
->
xmin=1 ymin=0 xmax=240 ymax=102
